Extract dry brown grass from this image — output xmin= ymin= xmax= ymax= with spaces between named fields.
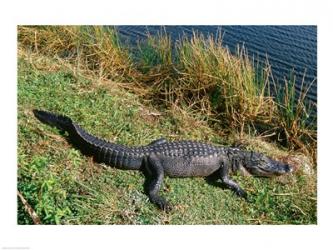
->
xmin=18 ymin=26 xmax=136 ymax=81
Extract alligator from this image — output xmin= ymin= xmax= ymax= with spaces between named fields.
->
xmin=33 ymin=109 xmax=293 ymax=211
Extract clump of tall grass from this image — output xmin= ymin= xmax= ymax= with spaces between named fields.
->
xmin=273 ymin=72 xmax=317 ymax=159
xmin=136 ymin=32 xmax=276 ymax=133
xmin=133 ymin=30 xmax=177 ymax=105
xmin=175 ymin=33 xmax=276 ymax=132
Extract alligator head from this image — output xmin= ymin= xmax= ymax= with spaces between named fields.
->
xmin=240 ymin=151 xmax=293 ymax=177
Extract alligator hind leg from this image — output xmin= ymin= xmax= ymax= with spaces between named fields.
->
xmin=219 ymin=159 xmax=247 ymax=199
xmin=144 ymin=154 xmax=171 ymax=211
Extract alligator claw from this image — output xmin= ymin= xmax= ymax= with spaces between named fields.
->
xmin=235 ymin=189 xmax=248 ymax=200
xmin=153 ymin=197 xmax=172 ymax=212
xmin=162 ymin=203 xmax=172 ymax=212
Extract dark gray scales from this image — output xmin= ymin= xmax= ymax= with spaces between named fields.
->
xmin=33 ymin=109 xmax=293 ymax=211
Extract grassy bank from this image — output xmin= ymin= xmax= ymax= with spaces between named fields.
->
xmin=17 ymin=26 xmax=316 ymax=224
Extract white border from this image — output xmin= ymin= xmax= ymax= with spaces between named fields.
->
xmin=1 ymin=0 xmax=332 ymax=249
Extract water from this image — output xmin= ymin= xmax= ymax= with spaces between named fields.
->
xmin=115 ymin=25 xmax=317 ymax=104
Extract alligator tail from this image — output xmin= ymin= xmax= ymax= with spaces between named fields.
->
xmin=33 ymin=109 xmax=73 ymax=132
xmin=33 ymin=109 xmax=145 ymax=170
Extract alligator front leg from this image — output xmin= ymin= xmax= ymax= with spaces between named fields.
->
xmin=219 ymin=158 xmax=247 ymax=199
xmin=145 ymin=154 xmax=171 ymax=211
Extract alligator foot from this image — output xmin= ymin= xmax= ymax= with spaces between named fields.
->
xmin=150 ymin=195 xmax=172 ymax=212
xmin=234 ymin=188 xmax=248 ymax=200
xmin=219 ymin=161 xmax=248 ymax=200
xmin=145 ymin=154 xmax=172 ymax=212
xmin=221 ymin=177 xmax=248 ymax=200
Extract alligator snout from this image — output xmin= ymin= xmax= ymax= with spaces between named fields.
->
xmin=243 ymin=152 xmax=295 ymax=177
xmin=272 ymin=162 xmax=294 ymax=176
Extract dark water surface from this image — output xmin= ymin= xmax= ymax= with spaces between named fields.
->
xmin=115 ymin=26 xmax=317 ymax=104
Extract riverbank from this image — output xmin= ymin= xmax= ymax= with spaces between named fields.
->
xmin=17 ymin=26 xmax=316 ymax=224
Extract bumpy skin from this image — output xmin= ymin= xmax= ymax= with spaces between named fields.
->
xmin=33 ymin=110 xmax=292 ymax=211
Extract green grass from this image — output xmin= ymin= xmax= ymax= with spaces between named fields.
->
xmin=17 ymin=26 xmax=317 ymax=224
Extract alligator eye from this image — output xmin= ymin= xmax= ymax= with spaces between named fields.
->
xmin=284 ymin=164 xmax=292 ymax=173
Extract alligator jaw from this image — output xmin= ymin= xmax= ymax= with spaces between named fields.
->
xmin=256 ymin=163 xmax=293 ymax=177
